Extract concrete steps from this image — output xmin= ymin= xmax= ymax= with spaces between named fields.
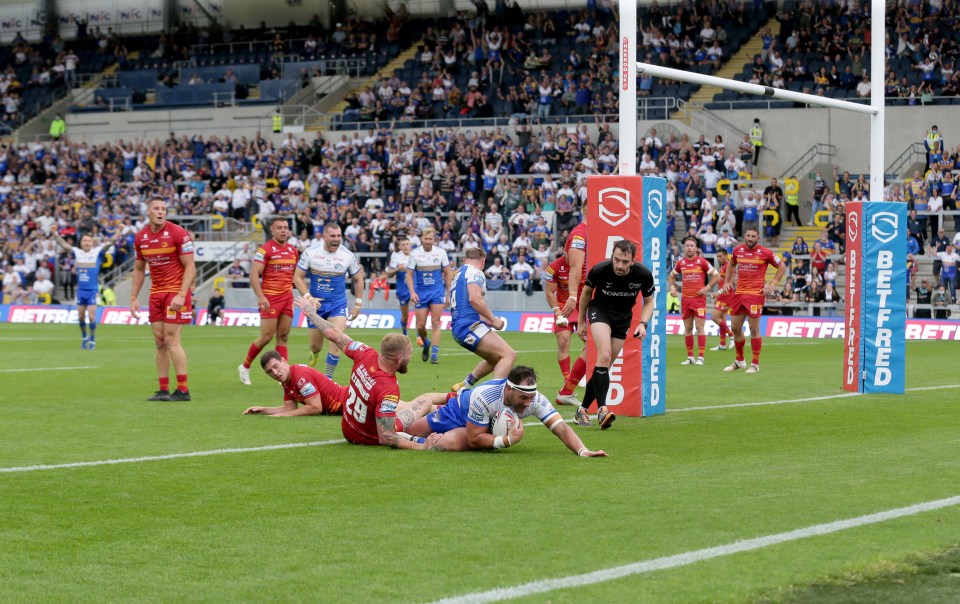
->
xmin=309 ymin=41 xmax=423 ymax=132
xmin=674 ymin=19 xmax=780 ymax=122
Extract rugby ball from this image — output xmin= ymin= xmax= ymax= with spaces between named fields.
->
xmin=490 ymin=408 xmax=519 ymax=437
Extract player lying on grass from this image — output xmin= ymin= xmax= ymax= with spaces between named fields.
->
xmin=403 ymin=365 xmax=607 ymax=456
xmin=244 ymin=350 xmax=443 ymax=425
xmin=242 ymin=350 xmax=345 ymax=416
xmin=294 ymin=297 xmax=433 ymax=449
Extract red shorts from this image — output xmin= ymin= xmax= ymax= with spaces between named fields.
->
xmin=149 ymin=291 xmax=193 ymax=324
xmin=261 ymin=292 xmax=293 ymax=320
xmin=681 ymin=297 xmax=707 ymax=320
xmin=715 ymin=293 xmax=735 ymax=312
xmin=730 ymin=293 xmax=766 ymax=318
xmin=341 ymin=418 xmax=406 ymax=446
xmin=553 ymin=318 xmax=578 ymax=333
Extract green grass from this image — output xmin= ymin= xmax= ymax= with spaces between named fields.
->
xmin=1 ymin=324 xmax=959 ymax=603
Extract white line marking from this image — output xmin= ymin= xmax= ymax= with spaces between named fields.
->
xmin=429 ymin=494 xmax=960 ymax=604
xmin=672 ymin=383 xmax=960 ymax=413
xmin=0 ymin=439 xmax=346 ymax=474
xmin=0 ymin=365 xmax=98 ymax=373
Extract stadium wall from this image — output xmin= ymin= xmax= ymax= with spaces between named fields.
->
xmin=3 ymin=304 xmax=959 ymax=340
xmin=63 ymin=105 xmax=958 ymax=178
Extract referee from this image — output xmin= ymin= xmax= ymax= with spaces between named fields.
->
xmin=575 ymin=239 xmax=656 ymax=429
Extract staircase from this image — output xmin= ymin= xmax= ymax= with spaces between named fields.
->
xmin=309 ymin=40 xmax=423 ymax=132
xmin=672 ymin=18 xmax=780 ymax=123
xmin=774 ymin=225 xmax=822 ymax=257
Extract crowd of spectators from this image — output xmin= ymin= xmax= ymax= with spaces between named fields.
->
xmin=337 ymin=0 xmax=766 ymax=124
xmin=729 ymin=0 xmax=960 ymax=106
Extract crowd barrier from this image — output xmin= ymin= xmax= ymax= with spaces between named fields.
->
xmin=2 ymin=305 xmax=959 ymax=341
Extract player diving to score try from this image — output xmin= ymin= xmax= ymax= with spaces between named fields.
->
xmin=404 ymin=366 xmax=607 ymax=456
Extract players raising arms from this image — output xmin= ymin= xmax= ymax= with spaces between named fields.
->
xmin=542 ymin=254 xmax=580 ymax=392
xmin=449 ymin=247 xmax=516 ymax=392
xmin=385 ymin=235 xmax=413 ymax=336
xmin=710 ymin=248 xmax=736 ymax=351
xmin=294 ymin=297 xmax=432 ymax=448
xmin=405 ymin=227 xmax=453 ymax=364
xmin=130 ymin=197 xmax=196 ymax=402
xmin=238 ymin=217 xmax=299 ymax=385
xmin=242 ymin=350 xmax=345 ymax=416
xmin=294 ymin=222 xmax=364 ymax=378
xmin=668 ymin=236 xmax=721 ymax=366
xmin=721 ymin=227 xmax=787 ymax=373
xmin=51 ymin=228 xmax=124 ymax=350
xmin=405 ymin=366 xmax=607 ymax=456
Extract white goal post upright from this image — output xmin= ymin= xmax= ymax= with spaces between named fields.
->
xmin=617 ymin=0 xmax=904 ymax=395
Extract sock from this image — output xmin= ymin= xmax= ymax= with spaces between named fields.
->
xmin=243 ymin=342 xmax=264 ymax=369
xmin=422 ymin=336 xmax=430 ymax=348
xmin=581 ymin=379 xmax=596 ymax=410
xmin=176 ymin=374 xmax=188 ymax=392
xmin=402 ymin=325 xmax=408 ymax=335
xmin=560 ymin=356 xmax=587 ymax=395
xmin=735 ymin=340 xmax=745 ymax=362
xmin=89 ymin=322 xmax=97 ymax=341
xmin=276 ymin=345 xmax=288 ymax=361
xmin=684 ymin=334 xmax=694 ymax=357
xmin=719 ymin=330 xmax=727 ymax=346
xmin=464 ymin=373 xmax=477 ymax=386
xmin=591 ymin=367 xmax=610 ymax=408
xmin=697 ymin=334 xmax=706 ymax=357
xmin=159 ymin=376 xmax=170 ymax=391
xmin=79 ymin=320 xmax=87 ymax=338
xmin=324 ymin=353 xmax=340 ymax=378
xmin=751 ymin=337 xmax=763 ymax=365
xmin=431 ymin=344 xmax=439 ymax=357
xmin=558 ymin=356 xmax=571 ymax=379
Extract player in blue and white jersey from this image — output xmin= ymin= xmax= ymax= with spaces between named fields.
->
xmin=449 ymin=247 xmax=515 ymax=392
xmin=52 ymin=229 xmax=123 ymax=349
xmin=385 ymin=235 xmax=412 ymax=336
xmin=404 ymin=227 xmax=453 ymax=364
xmin=403 ymin=366 xmax=607 ymax=455
xmin=293 ymin=223 xmax=364 ymax=378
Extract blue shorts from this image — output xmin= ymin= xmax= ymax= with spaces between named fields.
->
xmin=397 ymin=291 xmax=410 ymax=306
xmin=77 ymin=290 xmax=98 ymax=306
xmin=415 ymin=288 xmax=446 ymax=309
xmin=308 ymin=302 xmax=348 ymax=327
xmin=452 ymin=320 xmax=492 ymax=352
xmin=427 ymin=391 xmax=469 ymax=433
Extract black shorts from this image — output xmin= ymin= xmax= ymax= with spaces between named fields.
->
xmin=587 ymin=305 xmax=632 ymax=340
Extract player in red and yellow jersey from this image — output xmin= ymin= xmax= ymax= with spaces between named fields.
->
xmin=131 ymin=197 xmax=197 ymax=402
xmin=556 ymin=203 xmax=589 ymax=405
xmin=710 ymin=248 xmax=736 ymax=351
xmin=543 ymin=255 xmax=580 ymax=384
xmin=238 ymin=217 xmax=299 ymax=385
xmin=294 ymin=297 xmax=433 ymax=449
xmin=721 ymin=227 xmax=787 ymax=373
xmin=242 ymin=350 xmax=347 ymax=416
xmin=668 ymin=236 xmax=720 ymax=365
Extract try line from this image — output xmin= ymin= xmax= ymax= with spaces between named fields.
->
xmin=428 ymin=494 xmax=960 ymax=604
xmin=0 ymin=365 xmax=98 ymax=373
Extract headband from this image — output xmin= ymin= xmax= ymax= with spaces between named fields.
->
xmin=507 ymin=380 xmax=537 ymax=393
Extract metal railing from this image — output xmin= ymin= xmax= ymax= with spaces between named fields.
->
xmin=886 ymin=142 xmax=927 ymax=180
xmin=778 ymin=143 xmax=837 ymax=180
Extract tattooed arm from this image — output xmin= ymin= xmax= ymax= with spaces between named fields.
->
xmin=295 ymin=296 xmax=354 ymax=349
xmin=376 ymin=415 xmax=424 ymax=449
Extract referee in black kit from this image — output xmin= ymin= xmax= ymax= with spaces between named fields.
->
xmin=575 ymin=239 xmax=656 ymax=430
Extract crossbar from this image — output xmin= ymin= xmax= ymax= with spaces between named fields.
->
xmin=636 ymin=62 xmax=878 ymax=116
